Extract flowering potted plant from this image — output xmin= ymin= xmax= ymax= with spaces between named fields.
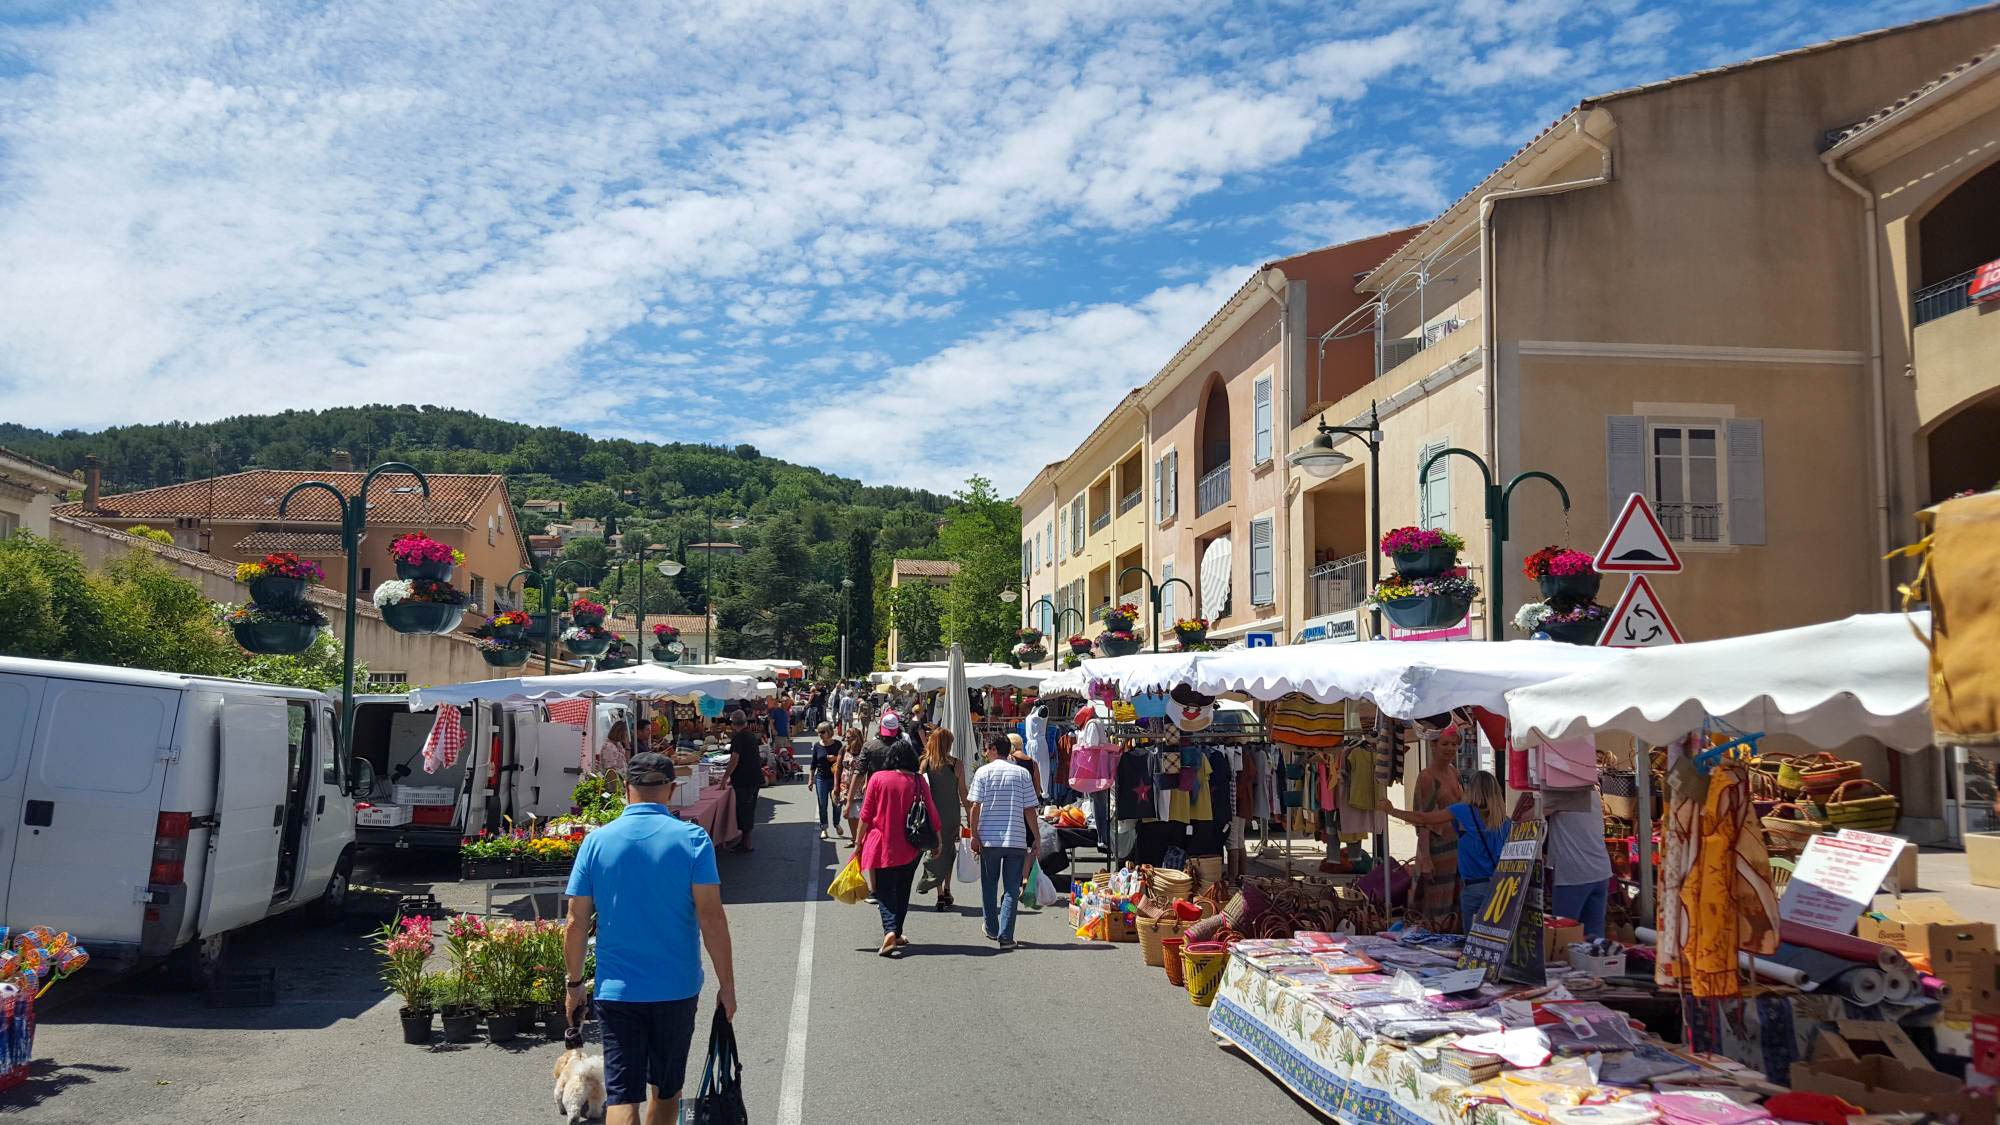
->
xmin=374 ymin=578 xmax=469 ymax=635
xmin=568 ymin=597 xmax=608 ymax=627
xmin=487 ymin=610 xmax=532 ymax=641
xmin=1514 ymin=600 xmax=1609 ymax=645
xmin=473 ymin=921 xmax=535 ymax=1042
xmin=1098 ymin=628 xmax=1142 ymax=657
xmin=438 ymin=914 xmax=487 ymax=1043
xmin=1364 ymin=568 xmax=1479 ymax=630
xmin=562 ymin=623 xmax=612 ymax=657
xmin=1063 ymin=652 xmax=1084 ymax=669
xmin=389 ymin=532 xmax=464 ymax=581
xmin=376 ymin=915 xmax=436 ymax=1044
xmin=235 ymin=552 xmax=324 ymax=607
xmin=1066 ymin=633 xmax=1093 ymax=655
xmin=650 ymin=622 xmax=682 ymax=662
xmin=1172 ymin=616 xmax=1210 ymax=648
xmin=519 ymin=833 xmax=580 ymax=878
xmin=1522 ymin=545 xmax=1601 ymax=601
xmin=1017 ymin=626 xmax=1044 ymax=646
xmin=1101 ymin=602 xmax=1140 ymax=633
xmin=460 ymin=832 xmax=521 ymax=880
xmin=1380 ymin=526 xmax=1467 ymax=579
xmin=595 ymin=641 xmax=635 ymax=670
xmin=1011 ymin=639 xmax=1048 ymax=665
xmin=226 ymin=601 xmax=328 ymax=654
xmin=474 ymin=636 xmax=531 ymax=668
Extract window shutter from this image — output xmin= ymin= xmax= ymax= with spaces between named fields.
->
xmin=1160 ymin=560 xmax=1175 ymax=625
xmin=1419 ymin=441 xmax=1448 ymax=531
xmin=1153 ymin=458 xmax=1163 ymax=522
xmin=1254 ymin=378 xmax=1273 ymax=464
xmin=1168 ymin=450 xmax=1179 ymax=518
xmin=1726 ymin=419 xmax=1765 ymax=546
xmin=1058 ymin=510 xmax=1066 ymax=560
xmin=1250 ymin=518 xmax=1275 ymax=605
xmin=1605 ymin=415 xmax=1645 ymax=524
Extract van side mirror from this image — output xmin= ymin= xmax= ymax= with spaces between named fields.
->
xmin=346 ymin=757 xmax=376 ymax=798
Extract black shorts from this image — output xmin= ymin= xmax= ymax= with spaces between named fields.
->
xmin=595 ymin=996 xmax=700 ymax=1105
xmin=734 ymin=786 xmax=759 ymax=831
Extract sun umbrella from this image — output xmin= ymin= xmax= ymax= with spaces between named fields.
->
xmin=945 ymin=642 xmax=975 ymax=774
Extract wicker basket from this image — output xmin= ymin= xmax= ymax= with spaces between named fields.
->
xmin=1137 ymin=915 xmax=1189 ymax=967
xmin=1825 ymin=779 xmax=1900 ymax=833
xmin=1761 ymin=802 xmax=1830 ymax=850
xmin=1145 ymin=867 xmax=1194 ymax=907
xmin=1795 ymin=753 xmax=1863 ymax=799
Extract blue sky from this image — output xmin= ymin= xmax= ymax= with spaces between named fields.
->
xmin=0 ymin=0 xmax=1977 ymax=493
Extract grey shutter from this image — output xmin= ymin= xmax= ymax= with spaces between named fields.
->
xmin=1250 ymin=518 xmax=1275 ymax=605
xmin=1168 ymin=449 xmax=1179 ymax=518
xmin=1160 ymin=560 xmax=1175 ymax=625
xmin=1152 ymin=458 xmax=1163 ymax=522
xmin=1605 ymin=416 xmax=1645 ymax=525
xmin=1254 ymin=378 xmax=1273 ymax=463
xmin=1726 ymin=419 xmax=1765 ymax=546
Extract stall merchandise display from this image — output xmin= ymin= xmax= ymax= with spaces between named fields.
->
xmin=0 ymin=926 xmax=90 ymax=1089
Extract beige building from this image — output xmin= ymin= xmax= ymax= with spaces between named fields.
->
xmin=885 ymin=558 xmax=959 ymax=664
xmin=0 ymin=447 xmax=76 ymax=539
xmin=54 ymin=458 xmax=534 ymax=628
xmin=1014 ymin=393 xmax=1150 ymax=640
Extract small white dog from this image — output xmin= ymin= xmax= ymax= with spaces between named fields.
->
xmin=552 ymin=1048 xmax=607 ymax=1123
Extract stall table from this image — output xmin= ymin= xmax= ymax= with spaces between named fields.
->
xmin=677 ymin=781 xmax=742 ymax=848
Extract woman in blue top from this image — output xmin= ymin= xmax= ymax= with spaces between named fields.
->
xmin=1381 ymin=770 xmax=1513 ymax=931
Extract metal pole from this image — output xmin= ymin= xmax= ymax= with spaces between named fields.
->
xmin=541 ymin=573 xmax=554 ymax=675
xmin=704 ymin=506 xmax=714 ymax=664
xmin=1367 ymin=415 xmax=1383 ymax=641
xmin=634 ymin=547 xmax=646 ymax=661
xmin=1635 ymin=739 xmax=1654 ymax=923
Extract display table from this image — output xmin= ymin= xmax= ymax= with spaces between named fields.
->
xmin=677 ymin=782 xmax=742 ymax=848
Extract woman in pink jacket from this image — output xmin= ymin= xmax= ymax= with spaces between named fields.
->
xmin=858 ymin=739 xmax=944 ymax=957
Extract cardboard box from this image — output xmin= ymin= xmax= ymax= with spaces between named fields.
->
xmin=1888 ymin=841 xmax=1919 ymax=890
xmin=1934 ymin=942 xmax=2000 ymax=1021
xmin=1857 ymin=898 xmax=1997 ymax=961
xmin=1544 ymin=920 xmax=1584 ymax=962
xmin=1790 ymin=1056 xmax=1995 ymax=1125
xmin=1969 ymin=831 xmax=2000 ymax=890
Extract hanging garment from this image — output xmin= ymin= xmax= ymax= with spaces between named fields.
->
xmin=1655 ymin=740 xmax=1701 ymax=990
xmin=1268 ymin=694 xmax=1348 ymax=747
xmin=1023 ymin=708 xmax=1050 ymax=797
xmin=1678 ymin=760 xmax=1780 ymax=997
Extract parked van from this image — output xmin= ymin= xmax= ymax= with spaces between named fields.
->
xmin=347 ymin=696 xmax=633 ymax=850
xmin=0 ymin=656 xmax=362 ymax=983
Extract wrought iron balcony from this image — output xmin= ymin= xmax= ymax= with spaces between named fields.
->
xmin=1195 ymin=462 xmax=1231 ymax=516
xmin=1118 ymin=488 xmax=1143 ymax=515
xmin=1654 ymin=502 xmax=1722 ymax=544
xmin=1089 ymin=510 xmax=1110 ymax=535
xmin=1309 ymin=552 xmax=1368 ymax=617
xmin=1913 ymin=267 xmax=1981 ymax=327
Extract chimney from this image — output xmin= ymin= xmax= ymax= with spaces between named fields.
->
xmin=330 ymin=449 xmax=353 ymax=471
xmin=83 ymin=454 xmax=101 ymax=511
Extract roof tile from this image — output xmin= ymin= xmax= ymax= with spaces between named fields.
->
xmin=52 ymin=469 xmax=500 ymax=525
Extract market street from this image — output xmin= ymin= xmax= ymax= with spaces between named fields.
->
xmin=21 ymin=778 xmax=1321 ymax=1124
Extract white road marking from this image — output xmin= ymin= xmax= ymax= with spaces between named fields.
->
xmin=775 ymin=834 xmax=818 ymax=1125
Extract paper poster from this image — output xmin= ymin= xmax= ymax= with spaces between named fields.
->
xmin=1458 ymin=820 xmax=1547 ymax=985
xmin=1778 ymin=830 xmax=1904 ymax=932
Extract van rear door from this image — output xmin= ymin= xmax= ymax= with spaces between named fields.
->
xmin=197 ymin=697 xmax=289 ymax=935
xmin=0 ymin=674 xmax=47 ymax=922
xmin=8 ymin=679 xmax=178 ymax=944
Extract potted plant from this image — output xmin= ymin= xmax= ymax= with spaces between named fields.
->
xmin=1063 ymin=652 xmax=1084 ymax=669
xmin=1172 ymin=617 xmax=1210 ymax=648
xmin=568 ymin=597 xmax=608 ymax=628
xmin=1011 ymin=639 xmax=1048 ymax=665
xmin=390 ymin=532 xmax=464 ymax=582
xmin=376 ymin=914 xmax=436 ymax=1045
xmin=520 ymin=833 xmax=580 ymax=878
xmin=1365 ymin=569 xmax=1479 ymax=630
xmin=529 ymin=921 xmax=569 ymax=1037
xmin=236 ymin=552 xmax=324 ymax=607
xmin=487 ymin=610 xmax=532 ymax=641
xmin=226 ymin=602 xmax=327 ymax=654
xmin=651 ymin=622 xmax=682 ymax=663
xmin=1098 ymin=628 xmax=1142 ymax=657
xmin=1101 ymin=602 xmax=1140 ymax=633
xmin=460 ymin=832 xmax=520 ymax=880
xmin=1017 ymin=626 xmax=1044 ymax=646
xmin=475 ymin=636 xmax=531 ymax=668
xmin=595 ymin=642 xmax=634 ymax=670
xmin=439 ymin=914 xmax=487 ymax=1043
xmin=1066 ymin=633 xmax=1093 ymax=656
xmin=374 ymin=578 xmax=469 ymax=635
xmin=1380 ymin=526 xmax=1466 ymax=579
xmin=563 ymin=623 xmax=612 ymax=657
xmin=475 ymin=921 xmax=531 ymax=1043
xmin=1535 ymin=601 xmax=1610 ymax=645
xmin=1523 ymin=546 xmax=1602 ymax=602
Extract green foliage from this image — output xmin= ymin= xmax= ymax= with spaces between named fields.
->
xmin=718 ymin=521 xmax=833 ymax=665
xmin=843 ymin=528 xmax=874 ymax=675
xmin=938 ymin=476 xmax=1024 ymax=662
xmin=889 ymin=579 xmax=943 ymax=662
xmin=0 ymin=534 xmax=236 ymax=674
xmin=559 ymin=536 xmax=610 ymax=585
xmin=122 ymin=524 xmax=175 ymax=544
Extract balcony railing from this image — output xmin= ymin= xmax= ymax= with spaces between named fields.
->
xmin=1309 ymin=552 xmax=1368 ymax=618
xmin=1913 ymin=267 xmax=1981 ymax=327
xmin=1655 ymin=502 xmax=1722 ymax=544
xmin=1376 ymin=316 xmax=1465 ymax=378
xmin=1089 ymin=510 xmax=1110 ymax=534
xmin=1118 ymin=487 xmax=1143 ymax=515
xmin=1196 ymin=461 xmax=1231 ymax=516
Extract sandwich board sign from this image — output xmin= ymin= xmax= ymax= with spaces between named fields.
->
xmin=1596 ymin=494 xmax=1683 ymax=573
xmin=1458 ymin=819 xmax=1547 ymax=985
xmin=1598 ymin=575 xmax=1683 ymax=648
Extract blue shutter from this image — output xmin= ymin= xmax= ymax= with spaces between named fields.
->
xmin=1160 ymin=560 xmax=1176 ymax=626
xmin=1606 ymin=416 xmax=1645 ymax=525
xmin=1250 ymin=518 xmax=1275 ymax=606
xmin=1726 ymin=419 xmax=1765 ymax=546
xmin=1153 ymin=457 xmax=1163 ymax=522
xmin=1254 ymin=378 xmax=1273 ymax=464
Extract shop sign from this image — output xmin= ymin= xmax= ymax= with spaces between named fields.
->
xmin=1387 ymin=615 xmax=1474 ymax=642
xmin=1459 ymin=819 xmax=1547 ymax=985
xmin=1293 ymin=611 xmax=1361 ymax=645
xmin=1970 ymin=258 xmax=2000 ymax=303
xmin=1780 ymin=829 xmax=1904 ymax=932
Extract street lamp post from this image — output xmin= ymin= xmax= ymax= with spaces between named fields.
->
xmin=615 ymin=543 xmax=678 ymax=658
xmin=1416 ymin=448 xmax=1571 ymax=641
xmin=276 ymin=462 xmax=428 ymax=782
xmin=1290 ymin=403 xmax=1385 ymax=639
xmin=839 ymin=577 xmax=855 ymax=681
xmin=506 ymin=559 xmax=595 ymax=675
xmin=1117 ymin=565 xmax=1196 ymax=652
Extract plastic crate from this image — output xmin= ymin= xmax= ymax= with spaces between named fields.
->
xmin=355 ymin=803 xmax=410 ymax=827
xmin=1973 ymin=1014 xmax=2000 ymax=1079
xmin=1567 ymin=946 xmax=1628 ymax=978
xmin=409 ymin=804 xmax=455 ymax=827
xmin=394 ymin=784 xmax=456 ymax=807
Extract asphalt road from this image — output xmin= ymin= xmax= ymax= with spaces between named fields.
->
xmin=14 ymin=781 xmax=1325 ymax=1123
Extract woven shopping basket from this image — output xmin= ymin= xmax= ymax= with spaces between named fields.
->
xmin=1761 ymin=802 xmax=1830 ymax=851
xmin=1824 ymin=779 xmax=1900 ymax=833
xmin=1137 ymin=915 xmax=1190 ymax=967
xmin=1795 ymin=753 xmax=1863 ymax=799
xmin=1182 ymin=941 xmax=1231 ymax=1008
xmin=1144 ymin=866 xmax=1194 ymax=907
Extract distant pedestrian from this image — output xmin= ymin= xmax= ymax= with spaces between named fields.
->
xmin=1004 ymin=732 xmax=1042 ymax=801
xmin=724 ymin=710 xmax=763 ymax=854
xmin=968 ymin=733 xmax=1040 ymax=948
xmin=836 ymin=729 xmax=867 ymax=842
xmin=857 ymin=740 xmax=942 ymax=957
xmin=915 ymin=729 xmax=966 ymax=912
xmin=770 ymin=694 xmax=792 ymax=744
xmin=838 ymin=689 xmax=857 ymax=730
xmin=810 ymin=721 xmax=841 ymax=840
xmin=564 ymin=753 xmax=738 ymax=1125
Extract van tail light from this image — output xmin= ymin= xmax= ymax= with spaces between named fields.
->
xmin=150 ymin=811 xmax=191 ymax=885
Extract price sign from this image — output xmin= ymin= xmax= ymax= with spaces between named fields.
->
xmin=1458 ymin=820 xmax=1548 ymax=985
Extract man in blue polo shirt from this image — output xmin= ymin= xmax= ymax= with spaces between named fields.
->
xmin=565 ymin=752 xmax=738 ymax=1125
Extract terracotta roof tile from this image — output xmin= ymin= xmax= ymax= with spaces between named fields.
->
xmin=1825 ymin=44 xmax=1998 ymax=150
xmin=232 ymin=531 xmax=347 ymax=556
xmin=52 ymin=469 xmax=501 ymax=525
xmin=892 ymin=558 xmax=960 ymax=578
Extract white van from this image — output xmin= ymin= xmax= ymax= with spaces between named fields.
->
xmin=0 ymin=656 xmax=360 ymax=983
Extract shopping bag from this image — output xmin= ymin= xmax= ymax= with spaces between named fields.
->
xmin=953 ymin=837 xmax=977 ymax=884
xmin=828 ymin=857 xmax=869 ymax=905
xmin=1034 ymin=864 xmax=1059 ymax=906
xmin=1020 ymin=864 xmax=1040 ymax=910
xmin=688 ymin=1008 xmax=748 ymax=1125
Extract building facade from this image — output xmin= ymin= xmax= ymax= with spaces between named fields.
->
xmin=885 ymin=557 xmax=959 ymax=665
xmin=0 ymin=447 xmax=76 ymax=539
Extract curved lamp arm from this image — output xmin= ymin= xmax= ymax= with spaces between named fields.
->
xmin=276 ymin=480 xmax=349 ymax=519
xmin=1418 ymin=447 xmax=1493 ymax=493
xmin=1503 ymin=470 xmax=1572 ymax=512
xmin=358 ymin=462 xmax=429 ymax=505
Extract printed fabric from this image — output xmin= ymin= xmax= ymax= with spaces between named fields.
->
xmin=1674 ymin=758 xmax=1780 ymax=997
xmin=1268 ymin=694 xmax=1349 ymax=748
xmin=422 ymin=706 xmax=465 ymax=774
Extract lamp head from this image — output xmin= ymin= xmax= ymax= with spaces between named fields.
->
xmin=1287 ymin=419 xmax=1355 ymax=479
xmin=657 ymin=559 xmax=685 ymax=577
xmin=999 ymin=588 xmax=1020 ymax=603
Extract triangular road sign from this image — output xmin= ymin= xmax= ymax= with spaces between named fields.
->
xmin=1597 ymin=575 xmax=1683 ymax=648
xmin=1595 ymin=493 xmax=1683 ymax=573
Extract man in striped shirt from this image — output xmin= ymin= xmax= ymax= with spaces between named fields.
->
xmin=967 ymin=733 xmax=1041 ymax=948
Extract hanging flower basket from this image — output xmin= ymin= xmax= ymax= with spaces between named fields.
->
xmin=1101 ymin=603 xmax=1141 ymax=633
xmin=525 ymin=612 xmax=563 ymax=641
xmin=1523 ymin=546 xmax=1601 ymax=601
xmin=1017 ymin=627 xmax=1044 ymax=646
xmin=1367 ymin=571 xmax=1477 ymax=631
xmin=1539 ymin=573 xmax=1601 ymax=601
xmin=568 ymin=598 xmax=608 ymax=628
xmin=382 ymin=601 xmax=468 ymax=635
xmin=1067 ymin=634 xmax=1093 ymax=655
xmin=1380 ymin=527 xmax=1466 ymax=579
xmin=1535 ymin=602 xmax=1610 ymax=645
xmin=230 ymin=618 xmax=322 ymax=655
xmin=390 ymin=533 xmax=463 ymax=581
xmin=1099 ymin=631 xmax=1142 ymax=657
xmin=246 ymin=575 xmax=309 ymax=607
xmin=563 ymin=625 xmax=611 ymax=657
xmin=1014 ymin=646 xmax=1048 ymax=665
xmin=1172 ymin=618 xmax=1210 ymax=648
xmin=480 ymin=645 xmax=531 ymax=668
xmin=238 ymin=552 xmax=323 ymax=607
xmin=651 ymin=644 xmax=681 ymax=664
xmin=487 ymin=611 xmax=532 ymax=641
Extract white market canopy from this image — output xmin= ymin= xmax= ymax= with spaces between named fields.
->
xmin=692 ymin=657 xmax=805 ymax=678
xmin=1506 ymin=612 xmax=1934 ymax=751
xmin=407 ymin=664 xmax=762 ymax=711
xmin=1083 ymin=641 xmax=1619 ymax=719
xmin=869 ymin=663 xmax=1050 ymax=693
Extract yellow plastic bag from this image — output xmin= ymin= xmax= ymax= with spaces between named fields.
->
xmin=828 ymin=857 xmax=869 ymax=905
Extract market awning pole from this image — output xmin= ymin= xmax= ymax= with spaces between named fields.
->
xmin=1635 ymin=738 xmax=1654 ymax=922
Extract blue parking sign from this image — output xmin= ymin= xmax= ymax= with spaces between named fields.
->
xmin=1246 ymin=632 xmax=1276 ymax=648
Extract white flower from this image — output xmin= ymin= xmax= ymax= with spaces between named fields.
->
xmin=1512 ymin=600 xmax=1552 ymax=633
xmin=373 ymin=579 xmax=415 ymax=608
xmin=562 ymin=626 xmax=596 ymax=642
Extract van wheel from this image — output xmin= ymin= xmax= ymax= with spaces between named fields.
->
xmin=307 ymin=859 xmax=352 ymax=926
xmin=168 ymin=932 xmax=227 ymax=991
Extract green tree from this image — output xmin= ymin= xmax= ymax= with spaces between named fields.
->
xmin=0 ymin=534 xmax=234 ymax=674
xmin=937 ymin=476 xmax=1022 ymax=662
xmin=889 ymin=579 xmax=943 ymax=662
xmin=560 ymin=537 xmax=610 ymax=585
xmin=718 ymin=522 xmax=830 ymax=661
xmin=843 ymin=528 xmax=875 ymax=675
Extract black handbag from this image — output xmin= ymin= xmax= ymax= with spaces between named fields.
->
xmin=689 ymin=1008 xmax=747 ymax=1125
xmin=903 ymin=790 xmax=939 ymax=851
